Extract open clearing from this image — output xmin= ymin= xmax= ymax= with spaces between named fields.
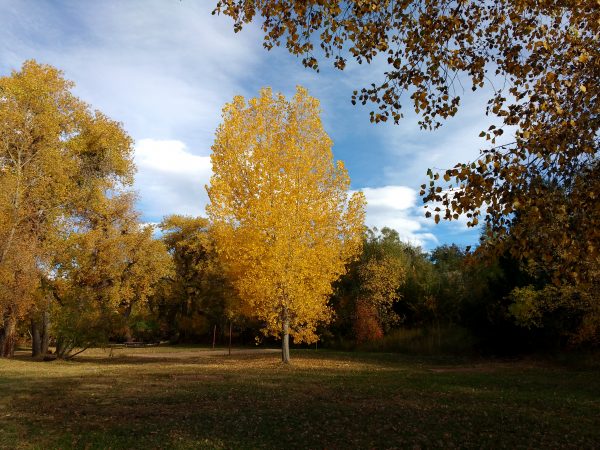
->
xmin=1 ymin=348 xmax=599 ymax=449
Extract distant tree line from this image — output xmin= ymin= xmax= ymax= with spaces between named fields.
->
xmin=1 ymin=61 xmax=597 ymax=360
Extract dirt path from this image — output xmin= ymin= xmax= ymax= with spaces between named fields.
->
xmin=121 ymin=348 xmax=281 ymax=359
xmin=12 ymin=347 xmax=281 ymax=360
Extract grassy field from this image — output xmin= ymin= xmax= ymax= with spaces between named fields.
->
xmin=0 ymin=347 xmax=599 ymax=449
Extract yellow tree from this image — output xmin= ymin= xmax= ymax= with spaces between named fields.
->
xmin=207 ymin=87 xmax=365 ymax=363
xmin=0 ymin=60 xmax=134 ymax=357
xmin=215 ymin=0 xmax=599 ymax=342
xmin=48 ymin=194 xmax=172 ymax=358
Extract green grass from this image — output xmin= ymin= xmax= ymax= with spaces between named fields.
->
xmin=1 ymin=347 xmax=599 ymax=449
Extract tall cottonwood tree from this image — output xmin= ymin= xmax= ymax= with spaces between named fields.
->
xmin=214 ymin=1 xmax=599 ymax=340
xmin=0 ymin=60 xmax=137 ymax=357
xmin=207 ymin=87 xmax=365 ymax=363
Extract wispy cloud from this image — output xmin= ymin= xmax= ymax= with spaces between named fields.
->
xmin=0 ymin=0 xmax=264 ymax=151
xmin=0 ymin=0 xmax=485 ymax=248
xmin=134 ymin=139 xmax=210 ymax=220
xmin=356 ymin=186 xmax=438 ymax=248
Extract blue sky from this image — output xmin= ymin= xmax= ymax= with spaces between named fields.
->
xmin=0 ymin=0 xmax=496 ymax=249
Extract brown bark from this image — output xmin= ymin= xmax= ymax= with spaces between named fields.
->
xmin=282 ymin=313 xmax=290 ymax=364
xmin=31 ymin=318 xmax=41 ymax=357
xmin=0 ymin=312 xmax=17 ymax=358
xmin=56 ymin=337 xmax=67 ymax=359
xmin=31 ymin=310 xmax=49 ymax=358
xmin=40 ymin=310 xmax=49 ymax=356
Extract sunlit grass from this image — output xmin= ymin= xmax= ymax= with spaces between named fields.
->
xmin=1 ymin=348 xmax=598 ymax=449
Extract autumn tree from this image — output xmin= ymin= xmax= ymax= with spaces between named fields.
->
xmin=0 ymin=61 xmax=134 ymax=357
xmin=214 ymin=1 xmax=599 ymax=341
xmin=207 ymin=87 xmax=365 ymax=363
xmin=0 ymin=60 xmax=164 ymax=357
xmin=153 ymin=215 xmax=236 ymax=342
xmin=48 ymin=194 xmax=172 ymax=358
xmin=353 ymin=228 xmax=405 ymax=343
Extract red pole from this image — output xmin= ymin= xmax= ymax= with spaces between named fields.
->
xmin=228 ymin=321 xmax=232 ymax=356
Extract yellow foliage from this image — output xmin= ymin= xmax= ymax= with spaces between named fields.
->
xmin=54 ymin=194 xmax=173 ymax=316
xmin=207 ymin=87 xmax=365 ymax=344
xmin=0 ymin=60 xmax=151 ymax=355
xmin=217 ymin=0 xmax=599 ymax=325
xmin=359 ymin=256 xmax=404 ymax=310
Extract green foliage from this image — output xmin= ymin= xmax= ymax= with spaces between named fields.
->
xmin=509 ymin=284 xmax=600 ymax=346
xmin=358 ymin=326 xmax=476 ymax=355
xmin=509 ymin=286 xmax=547 ymax=329
xmin=149 ymin=215 xmax=237 ymax=343
xmin=330 ymin=224 xmax=597 ymax=354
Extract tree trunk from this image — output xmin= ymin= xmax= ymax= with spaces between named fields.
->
xmin=31 ymin=318 xmax=42 ymax=357
xmin=40 ymin=310 xmax=49 ymax=356
xmin=0 ymin=313 xmax=17 ymax=358
xmin=56 ymin=337 xmax=65 ymax=358
xmin=31 ymin=310 xmax=50 ymax=358
xmin=282 ymin=316 xmax=290 ymax=364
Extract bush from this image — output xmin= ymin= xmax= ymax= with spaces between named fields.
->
xmin=358 ymin=325 xmax=476 ymax=355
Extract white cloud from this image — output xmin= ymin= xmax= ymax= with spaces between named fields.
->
xmin=0 ymin=1 xmax=484 ymax=247
xmin=134 ymin=139 xmax=211 ymax=219
xmin=360 ymin=185 xmax=416 ymax=211
xmin=356 ymin=185 xmax=439 ymax=248
xmin=0 ymin=0 xmax=265 ymax=152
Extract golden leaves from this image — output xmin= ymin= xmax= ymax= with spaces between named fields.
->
xmin=216 ymin=1 xmax=599 ymax=298
xmin=0 ymin=61 xmax=158 ymax=352
xmin=207 ymin=87 xmax=365 ymax=344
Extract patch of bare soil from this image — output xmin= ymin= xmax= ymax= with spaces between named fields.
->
xmin=428 ymin=366 xmax=500 ymax=374
xmin=128 ymin=348 xmax=280 ymax=359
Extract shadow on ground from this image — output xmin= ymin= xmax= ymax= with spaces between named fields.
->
xmin=1 ymin=349 xmax=599 ymax=449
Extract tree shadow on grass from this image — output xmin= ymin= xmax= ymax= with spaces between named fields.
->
xmin=2 ymin=351 xmax=600 ymax=449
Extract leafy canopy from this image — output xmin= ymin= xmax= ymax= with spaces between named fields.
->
xmin=207 ymin=86 xmax=365 ymax=345
xmin=0 ymin=61 xmax=169 ymax=356
xmin=0 ymin=60 xmax=136 ymax=356
xmin=214 ymin=0 xmax=599 ymax=285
